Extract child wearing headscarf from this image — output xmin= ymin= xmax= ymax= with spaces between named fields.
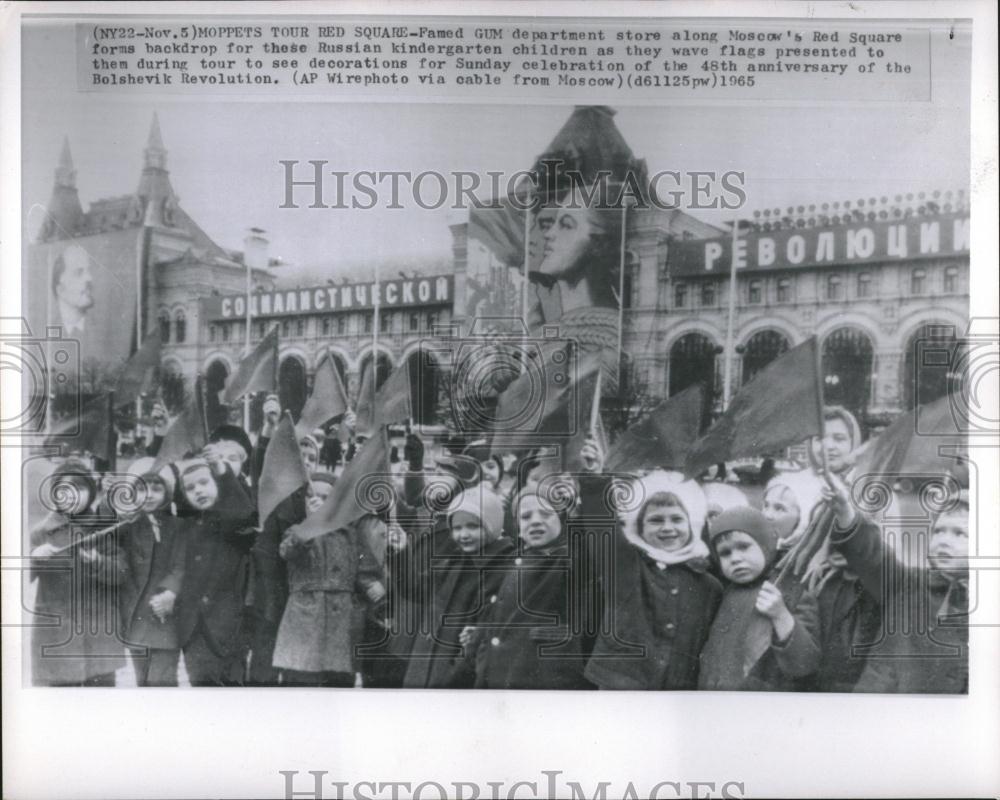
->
xmin=29 ymin=458 xmax=127 ymax=686
xmin=117 ymin=458 xmax=187 ymax=686
xmin=403 ymin=487 xmax=514 ymax=688
xmin=699 ymin=507 xmax=820 ymax=691
xmin=763 ymin=470 xmax=825 ymax=555
xmin=585 ymin=472 xmax=722 ymax=690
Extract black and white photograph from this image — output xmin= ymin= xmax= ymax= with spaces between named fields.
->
xmin=2 ymin=2 xmax=998 ymax=799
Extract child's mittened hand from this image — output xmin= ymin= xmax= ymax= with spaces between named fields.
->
xmin=78 ymin=547 xmax=100 ymax=564
xmin=580 ymin=437 xmax=605 ymax=474
xmin=306 ymin=495 xmax=324 ymax=514
xmin=459 ymin=626 xmax=477 ymax=648
xmin=149 ymin=589 xmax=176 ymax=619
xmin=365 ymin=582 xmax=386 ymax=603
xmin=755 ymin=581 xmax=789 ymax=620
xmin=386 ymin=523 xmax=408 ymax=552
xmin=342 ymin=410 xmax=357 ymax=432
xmin=820 ymin=471 xmax=856 ymax=529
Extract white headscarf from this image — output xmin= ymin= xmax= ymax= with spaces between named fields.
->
xmin=621 ymin=470 xmax=710 ymax=565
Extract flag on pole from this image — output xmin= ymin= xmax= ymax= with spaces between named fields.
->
xmin=44 ymin=392 xmax=116 ymax=462
xmin=852 ymin=391 xmax=966 ymax=478
xmin=293 ymin=426 xmax=391 ymax=542
xmin=684 ymin=337 xmax=823 ymax=479
xmin=606 ymin=384 xmax=704 ymax=473
xmin=373 ymin=360 xmax=412 ymax=428
xmin=258 ymin=412 xmax=310 ymax=524
xmin=114 ymin=328 xmax=162 ymax=400
xmin=562 ymin=367 xmax=609 ymax=472
xmin=223 ymin=326 xmax=278 ymax=404
xmin=355 ymin=362 xmax=375 ymax=435
xmin=493 ymin=343 xmax=602 ymax=453
xmin=151 ymin=375 xmax=209 ymax=469
xmin=296 ymin=355 xmax=349 ymax=438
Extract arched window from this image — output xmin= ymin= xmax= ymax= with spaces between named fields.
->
xmin=826 ymin=274 xmax=843 ymax=301
xmin=856 ymin=272 xmax=872 ymax=298
xmin=674 ymin=283 xmax=688 ymax=308
xmin=158 ymin=310 xmax=171 ymax=343
xmin=174 ymin=309 xmax=186 ymax=343
xmin=747 ymin=279 xmax=762 ymax=304
xmin=776 ymin=278 xmax=792 ymax=303
xmin=943 ymin=266 xmax=959 ymax=293
xmin=911 ymin=268 xmax=927 ymax=295
xmin=742 ymin=329 xmax=790 ymax=385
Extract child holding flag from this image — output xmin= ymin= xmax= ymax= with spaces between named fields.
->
xmin=272 ymin=473 xmax=386 ymax=687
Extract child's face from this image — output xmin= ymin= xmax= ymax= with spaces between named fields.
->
xmin=450 ymin=510 xmax=486 ymax=554
xmin=517 ymin=495 xmax=561 ymax=548
xmin=218 ymin=441 xmax=248 ymax=474
xmin=715 ymin=531 xmax=768 ymax=584
xmin=141 ymin=480 xmax=168 ymax=513
xmin=812 ymin=417 xmax=853 ymax=473
xmin=929 ymin=509 xmax=969 ymax=573
xmin=182 ymin=467 xmax=219 ymax=511
xmin=762 ymin=486 xmax=800 ymax=542
xmin=53 ymin=478 xmax=92 ymax=516
xmin=480 ymin=459 xmax=501 ymax=488
xmin=301 ymin=444 xmax=319 ymax=474
xmin=309 ymin=479 xmax=333 ymax=508
xmin=640 ymin=501 xmax=691 ymax=552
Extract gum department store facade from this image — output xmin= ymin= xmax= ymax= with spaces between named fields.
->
xmin=37 ymin=109 xmax=970 ymax=435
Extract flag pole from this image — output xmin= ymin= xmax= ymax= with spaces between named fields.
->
xmin=521 ymin=181 xmax=532 ymax=375
xmin=107 ymin=390 xmax=117 ymax=472
xmin=616 ymin=199 xmax=628 ymax=390
xmin=372 ymin=261 xmax=380 ymax=413
xmin=243 ymin=256 xmax=252 ymax=432
xmin=812 ymin=336 xmax=832 ymax=480
xmin=722 ymin=217 xmax=740 ymax=411
xmin=589 ymin=367 xmax=603 ymax=437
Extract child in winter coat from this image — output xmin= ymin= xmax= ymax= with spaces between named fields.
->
xmin=699 ymin=507 xmax=820 ymax=691
xmin=403 ymin=487 xmax=514 ymax=689
xmin=825 ymin=478 xmax=969 ymax=694
xmin=272 ymin=473 xmax=386 ymax=687
xmin=472 ymin=484 xmax=596 ymax=690
xmin=29 ymin=458 xmax=127 ymax=686
xmin=765 ymin=469 xmax=881 ymax=692
xmin=117 ymin=458 xmax=187 ymax=686
xmin=585 ymin=472 xmax=722 ymax=690
xmin=174 ymin=456 xmax=255 ymax=686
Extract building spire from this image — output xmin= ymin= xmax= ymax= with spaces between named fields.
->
xmin=144 ymin=111 xmax=167 ymax=171
xmin=55 ymin=136 xmax=77 ymax=189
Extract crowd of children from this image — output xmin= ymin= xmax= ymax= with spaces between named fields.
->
xmin=27 ymin=403 xmax=970 ymax=693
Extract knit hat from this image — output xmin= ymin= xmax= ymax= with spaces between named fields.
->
xmin=209 ymin=424 xmax=253 ymax=461
xmin=447 ymin=487 xmax=505 ymax=543
xmin=49 ymin=457 xmax=98 ymax=510
xmin=702 ymin=481 xmax=749 ymax=517
xmin=310 ymin=471 xmax=336 ymax=487
xmin=126 ymin=456 xmax=173 ymax=509
xmin=622 ymin=470 xmax=710 ymax=564
xmin=764 ymin=469 xmax=825 ymax=548
xmin=709 ymin=506 xmax=778 ymax=566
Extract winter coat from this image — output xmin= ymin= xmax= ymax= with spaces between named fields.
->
xmin=174 ymin=470 xmax=255 ymax=655
xmin=585 ymin=533 xmax=722 ymax=690
xmin=29 ymin=513 xmax=128 ymax=684
xmin=118 ymin=511 xmax=186 ymax=650
xmin=403 ymin=537 xmax=515 ymax=689
xmin=698 ymin=581 xmax=822 ymax=692
xmin=831 ymin=516 xmax=968 ymax=694
xmin=473 ymin=534 xmax=595 ymax=690
xmin=272 ymin=523 xmax=383 ymax=674
xmin=252 ymin=490 xmax=306 ymax=626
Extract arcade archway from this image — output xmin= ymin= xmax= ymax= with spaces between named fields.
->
xmin=821 ymin=327 xmax=875 ymax=421
xmin=902 ymin=323 xmax=965 ymax=409
xmin=741 ymin=329 xmax=790 ymax=385
xmin=204 ymin=359 xmax=230 ymax=432
xmin=669 ymin=332 xmax=718 ymax=427
xmin=278 ymin=355 xmax=308 ymax=422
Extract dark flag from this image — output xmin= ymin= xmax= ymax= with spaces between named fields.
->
xmin=493 ymin=343 xmax=602 ymax=454
xmin=605 ymin=384 xmax=704 ymax=473
xmin=684 ymin=337 xmax=823 ymax=479
xmin=296 ymin=354 xmax=349 ymax=438
xmin=151 ymin=375 xmax=209 ymax=469
xmin=113 ymin=328 xmax=162 ymax=400
xmin=354 ymin=362 xmax=375 ymax=435
xmin=373 ymin=360 xmax=413 ymax=428
xmin=223 ymin=326 xmax=278 ymax=404
xmin=294 ymin=426 xmax=390 ymax=542
xmin=45 ymin=392 xmax=116 ymax=462
xmin=852 ymin=391 xmax=966 ymax=478
xmin=259 ymin=412 xmax=310 ymax=524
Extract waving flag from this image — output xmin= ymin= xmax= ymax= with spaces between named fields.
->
xmin=151 ymin=375 xmax=209 ymax=469
xmin=259 ymin=412 xmax=310 ymax=524
xmin=223 ymin=326 xmax=278 ymax=404
xmin=113 ymin=328 xmax=162 ymax=400
xmin=684 ymin=338 xmax=823 ymax=479
xmin=606 ymin=384 xmax=704 ymax=473
xmin=296 ymin=354 xmax=349 ymax=438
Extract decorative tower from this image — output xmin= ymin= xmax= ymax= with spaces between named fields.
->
xmin=136 ymin=112 xmax=178 ymax=228
xmin=38 ymin=137 xmax=83 ymax=241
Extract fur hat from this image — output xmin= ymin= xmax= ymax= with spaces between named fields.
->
xmin=310 ymin=471 xmax=336 ymax=487
xmin=127 ymin=457 xmax=174 ymax=506
xmin=764 ymin=469 xmax=825 ymax=547
xmin=709 ymin=506 xmax=779 ymax=565
xmin=447 ymin=487 xmax=505 ymax=543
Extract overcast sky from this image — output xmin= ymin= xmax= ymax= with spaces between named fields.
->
xmin=22 ymin=21 xmax=971 ymax=284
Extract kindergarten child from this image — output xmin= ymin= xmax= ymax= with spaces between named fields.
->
xmin=272 ymin=474 xmax=386 ymax=687
xmin=699 ymin=507 xmax=820 ymax=691
xmin=29 ymin=458 xmax=127 ymax=686
xmin=403 ymin=486 xmax=514 ymax=689
xmin=174 ymin=455 xmax=255 ymax=686
xmin=825 ymin=477 xmax=970 ymax=694
xmin=585 ymin=472 xmax=722 ymax=690
xmin=117 ymin=458 xmax=187 ymax=687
